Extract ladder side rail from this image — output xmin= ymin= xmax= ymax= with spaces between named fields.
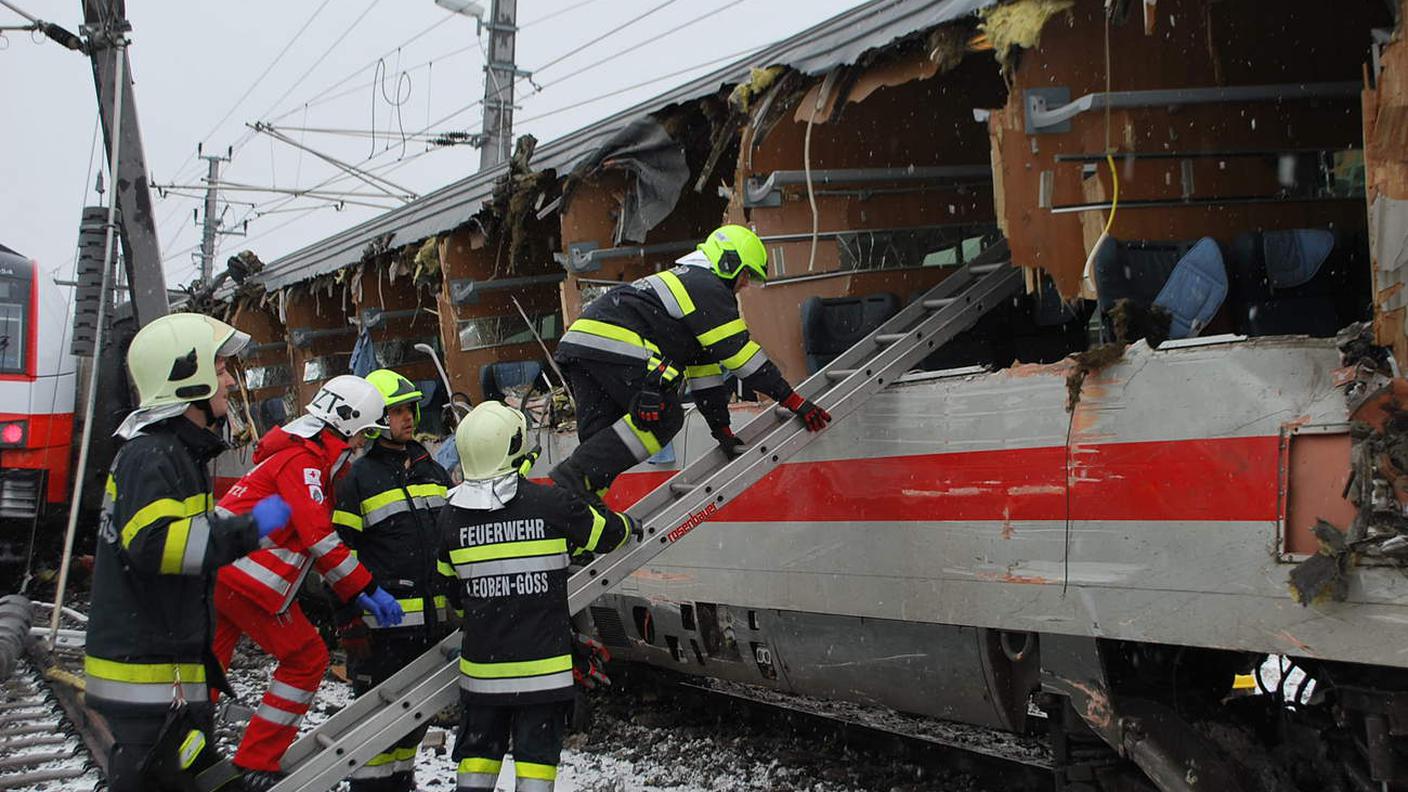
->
xmin=280 ymin=634 xmax=461 ymax=768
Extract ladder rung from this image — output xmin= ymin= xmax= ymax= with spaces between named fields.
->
xmin=968 ymin=262 xmax=1004 ymax=275
xmin=922 ymin=297 xmax=957 ymax=310
xmin=825 ymin=369 xmax=856 ymax=381
xmin=378 ymin=688 xmax=397 ymax=703
xmin=774 ymin=405 xmax=793 ymax=418
xmin=669 ymin=482 xmax=695 ymax=494
xmin=875 ymin=333 xmax=905 ymax=344
xmin=316 ymin=733 xmax=336 ymax=748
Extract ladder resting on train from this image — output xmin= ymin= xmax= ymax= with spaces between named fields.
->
xmin=258 ymin=257 xmax=1024 ymax=792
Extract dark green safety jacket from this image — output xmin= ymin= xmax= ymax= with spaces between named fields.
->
xmin=86 ymin=417 xmax=261 ymax=713
xmin=438 ymin=476 xmax=629 ymax=705
xmin=333 ymin=439 xmax=452 ymax=634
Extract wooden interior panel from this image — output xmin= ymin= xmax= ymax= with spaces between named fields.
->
xmin=987 ymin=0 xmax=1385 ymax=296
xmin=1283 ymin=430 xmax=1357 ymax=557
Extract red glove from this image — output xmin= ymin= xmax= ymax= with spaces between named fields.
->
xmin=572 ymin=633 xmax=612 ymax=690
xmin=782 ymin=392 xmax=832 ymax=432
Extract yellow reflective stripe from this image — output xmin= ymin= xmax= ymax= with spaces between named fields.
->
xmin=332 ymin=510 xmax=364 ymax=531
xmin=433 ymin=595 xmax=448 ymax=608
xmin=696 ymin=318 xmax=747 ymax=347
xmin=365 ymin=751 xmax=397 ymax=767
xmin=459 ymin=758 xmax=503 ymax=774
xmin=84 ymin=656 xmax=207 ymax=683
xmin=158 ymin=518 xmax=193 ymax=575
xmin=516 ymin=761 xmax=558 ymax=781
xmin=121 ymin=494 xmax=210 ymax=549
xmin=586 ymin=507 xmax=607 ymax=551
xmin=622 ymin=414 xmax=663 ymax=455
xmin=656 ymin=270 xmax=696 ymax=316
xmin=178 ymin=729 xmax=206 ymax=770
xmin=685 ymin=363 xmax=724 ymax=378
xmin=104 ymin=475 xmax=117 ymax=499
xmin=406 ymin=483 xmax=447 ymax=498
xmin=645 ymin=357 xmax=681 ymax=382
xmin=449 ymin=539 xmax=567 ymax=565
xmin=397 ymin=597 xmax=427 ymax=613
xmin=458 ymin=654 xmax=572 ymax=679
xmin=437 ymin=559 xmax=455 ymax=577
xmin=360 ymin=489 xmax=404 ymax=515
xmin=569 ymin=319 xmax=660 ymax=352
xmin=720 ymin=340 xmax=762 ymax=371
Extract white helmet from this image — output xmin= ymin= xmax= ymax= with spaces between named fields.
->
xmin=127 ymin=312 xmax=250 ymax=409
xmin=303 ymin=375 xmax=390 ymax=438
xmin=455 ymin=401 xmax=529 ymax=480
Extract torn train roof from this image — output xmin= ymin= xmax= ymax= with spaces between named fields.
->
xmin=256 ymin=0 xmax=997 ymax=292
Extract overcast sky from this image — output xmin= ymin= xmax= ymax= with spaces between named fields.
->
xmin=2 ymin=0 xmax=869 ymax=289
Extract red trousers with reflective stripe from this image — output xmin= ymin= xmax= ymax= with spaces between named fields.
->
xmin=212 ymin=583 xmax=329 ymax=772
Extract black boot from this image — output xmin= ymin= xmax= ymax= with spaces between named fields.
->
xmin=549 ymin=459 xmax=606 ymax=509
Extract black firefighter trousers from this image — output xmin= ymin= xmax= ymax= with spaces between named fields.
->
xmin=346 ymin=632 xmax=440 ymax=792
xmin=559 ymin=359 xmax=683 ymax=493
xmin=452 ymin=696 xmax=570 ymax=792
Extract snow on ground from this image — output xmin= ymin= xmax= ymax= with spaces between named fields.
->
xmin=222 ymin=643 xmax=997 ymax=792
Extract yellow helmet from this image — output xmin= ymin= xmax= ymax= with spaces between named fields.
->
xmin=365 ymin=369 xmax=422 ymax=437
xmin=455 ymin=401 xmax=529 ymax=480
xmin=126 ymin=313 xmax=249 ymax=409
xmin=697 ymin=224 xmax=767 ymax=282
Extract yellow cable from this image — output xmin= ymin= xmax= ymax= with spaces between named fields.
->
xmin=1101 ymin=152 xmax=1119 ymax=237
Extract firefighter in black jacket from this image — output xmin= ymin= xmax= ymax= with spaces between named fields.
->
xmin=439 ymin=401 xmax=633 ymax=792
xmin=550 ymin=224 xmax=832 ymax=502
xmin=86 ymin=312 xmax=291 ymax=792
xmin=332 ymin=368 xmax=452 ymax=792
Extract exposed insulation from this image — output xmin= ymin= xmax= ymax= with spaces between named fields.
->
xmin=728 ymin=66 xmax=785 ymax=114
xmin=978 ymin=0 xmax=1075 ymax=64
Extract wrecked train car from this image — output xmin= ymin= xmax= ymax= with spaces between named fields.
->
xmin=210 ymin=0 xmax=1408 ymax=789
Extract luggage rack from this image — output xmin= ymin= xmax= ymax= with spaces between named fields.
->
xmin=250 ymin=255 xmax=1025 ymax=792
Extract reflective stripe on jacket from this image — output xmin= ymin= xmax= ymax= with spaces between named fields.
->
xmin=333 ymin=440 xmax=453 ymax=633
xmin=554 ymin=253 xmax=794 ymax=430
xmin=217 ymin=424 xmax=373 ymax=614
xmin=440 ymin=478 xmax=629 ymax=704
xmin=86 ymin=418 xmax=261 ymax=713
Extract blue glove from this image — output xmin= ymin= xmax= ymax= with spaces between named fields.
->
xmin=356 ymin=588 xmax=404 ymax=627
xmin=251 ymin=495 xmax=291 ymax=540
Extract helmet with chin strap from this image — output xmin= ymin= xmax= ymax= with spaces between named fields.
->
xmin=365 ymin=369 xmax=423 ymax=438
xmin=303 ymin=375 xmax=390 ymax=439
xmin=126 ymin=312 xmax=250 ymax=409
xmin=455 ymin=401 xmax=533 ymax=480
xmin=697 ymin=224 xmax=768 ymax=283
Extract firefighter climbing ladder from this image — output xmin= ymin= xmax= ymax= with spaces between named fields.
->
xmin=263 ymin=257 xmax=1024 ymax=792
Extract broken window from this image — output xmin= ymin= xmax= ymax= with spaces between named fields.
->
xmin=457 ymin=312 xmax=562 ymax=352
xmin=374 ymin=336 xmax=439 ymax=366
xmin=837 ymin=223 xmax=1002 ymax=272
xmin=244 ymin=364 xmax=292 ymax=390
xmin=304 ymin=353 xmax=352 ymax=382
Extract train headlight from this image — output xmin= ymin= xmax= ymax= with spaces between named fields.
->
xmin=0 ymin=421 xmax=27 ymax=447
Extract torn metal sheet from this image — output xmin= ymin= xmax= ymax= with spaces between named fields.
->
xmin=256 ymin=0 xmax=999 ymax=291
xmin=1371 ymin=195 xmax=1408 ymax=313
xmin=562 ymin=117 xmax=689 ymax=246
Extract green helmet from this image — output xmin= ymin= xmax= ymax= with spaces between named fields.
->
xmin=697 ymin=224 xmax=767 ymax=282
xmin=455 ymin=401 xmax=528 ymax=480
xmin=126 ymin=312 xmax=250 ymax=409
xmin=365 ymin=369 xmax=423 ymax=433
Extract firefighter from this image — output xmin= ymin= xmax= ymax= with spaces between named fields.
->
xmin=331 ymin=368 xmax=452 ymax=792
xmin=86 ymin=312 xmax=292 ymax=792
xmin=440 ymin=402 xmax=634 ymax=792
xmin=212 ymin=375 xmax=406 ymax=790
xmin=550 ymin=224 xmax=832 ymax=502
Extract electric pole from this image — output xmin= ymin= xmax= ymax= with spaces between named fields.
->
xmin=80 ymin=0 xmax=168 ymax=326
xmin=197 ymin=150 xmax=228 ymax=286
xmin=479 ymin=0 xmax=518 ymax=171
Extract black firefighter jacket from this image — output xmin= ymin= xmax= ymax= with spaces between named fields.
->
xmin=438 ymin=476 xmax=630 ymax=705
xmin=554 ymin=258 xmax=794 ymax=432
xmin=86 ymin=417 xmax=261 ymax=714
xmin=333 ymin=439 xmax=452 ymax=636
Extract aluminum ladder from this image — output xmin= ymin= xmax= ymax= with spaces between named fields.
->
xmin=265 ymin=257 xmax=1024 ymax=792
